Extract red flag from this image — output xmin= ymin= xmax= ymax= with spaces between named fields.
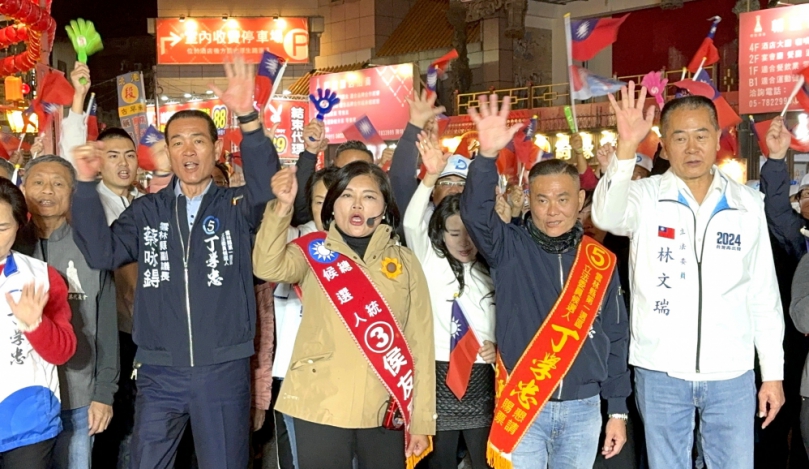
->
xmin=570 ymin=15 xmax=628 ymax=62
xmin=137 ymin=125 xmax=166 ymax=172
xmin=687 ymin=38 xmax=719 ymax=73
xmin=797 ymin=65 xmax=809 ymax=84
xmin=687 ymin=17 xmax=721 ymax=73
xmin=87 ymin=100 xmax=99 ymax=142
xmin=796 ymin=83 xmax=809 ymax=113
xmin=341 ymin=115 xmax=385 ymax=146
xmin=446 ymin=301 xmax=480 ymax=399
xmin=791 ymin=133 xmax=809 ymax=153
xmin=38 ymin=71 xmax=74 ymax=106
xmin=751 ymin=118 xmax=772 ymax=158
xmin=431 ymin=49 xmax=458 ymax=77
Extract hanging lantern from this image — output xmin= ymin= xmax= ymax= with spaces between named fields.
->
xmin=4 ymin=76 xmax=22 ymax=101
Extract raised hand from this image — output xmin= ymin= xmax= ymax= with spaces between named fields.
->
xmin=417 ymin=131 xmax=449 ymax=177
xmin=766 ymin=116 xmax=792 ymax=160
xmin=303 ymin=119 xmax=329 ymax=154
xmin=469 ymin=94 xmax=523 ymax=157
xmin=271 ymin=166 xmax=298 ymax=213
xmin=495 ymin=190 xmax=511 ymax=223
xmin=607 ymin=81 xmax=656 ymax=159
xmin=30 ymin=136 xmax=44 ymax=159
xmin=407 ymin=89 xmax=446 ymax=129
xmin=70 ymin=62 xmax=91 ymax=100
xmin=209 ymin=54 xmax=255 ymax=116
xmin=378 ymin=147 xmax=394 ymax=167
xmin=507 ymin=185 xmax=526 ymax=218
xmin=595 ymin=142 xmax=615 ymax=170
xmin=72 ymin=142 xmax=104 ymax=182
xmin=262 ymin=122 xmax=281 ymax=142
xmin=8 ymin=282 xmax=48 ymax=330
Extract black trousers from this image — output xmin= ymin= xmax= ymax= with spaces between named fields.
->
xmin=292 ymin=418 xmax=404 ymax=469
xmin=425 ymin=427 xmax=488 ymax=469
xmin=0 ymin=438 xmax=55 ymax=469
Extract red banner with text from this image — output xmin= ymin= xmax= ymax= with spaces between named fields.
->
xmin=739 ymin=4 xmax=809 ymax=114
xmin=156 ymin=17 xmax=309 ymax=65
xmin=310 ymin=64 xmax=415 ymax=144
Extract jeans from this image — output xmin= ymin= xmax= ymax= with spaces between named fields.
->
xmin=511 ymin=395 xmax=601 ymax=469
xmin=635 ymin=368 xmax=755 ymax=469
xmin=51 ymin=407 xmax=92 ymax=469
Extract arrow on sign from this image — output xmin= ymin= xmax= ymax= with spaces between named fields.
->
xmin=160 ymin=32 xmax=183 ymax=54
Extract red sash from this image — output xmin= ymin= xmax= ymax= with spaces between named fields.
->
xmin=487 ymin=236 xmax=616 ymax=469
xmin=293 ymin=232 xmax=431 ymax=467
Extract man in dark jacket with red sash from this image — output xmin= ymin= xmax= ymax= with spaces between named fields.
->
xmin=460 ymin=94 xmax=630 ymax=468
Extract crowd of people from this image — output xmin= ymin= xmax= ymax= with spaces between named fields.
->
xmin=0 ymin=54 xmax=803 ymax=469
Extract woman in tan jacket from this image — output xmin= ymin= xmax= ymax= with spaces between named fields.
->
xmin=253 ymin=161 xmax=436 ymax=469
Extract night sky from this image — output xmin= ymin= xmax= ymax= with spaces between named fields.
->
xmin=50 ymin=0 xmax=156 ymax=39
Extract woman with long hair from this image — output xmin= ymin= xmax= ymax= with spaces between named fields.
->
xmin=403 ymin=134 xmax=496 ymax=469
xmin=0 ymin=178 xmax=76 ymax=468
xmin=253 ymin=161 xmax=435 ymax=469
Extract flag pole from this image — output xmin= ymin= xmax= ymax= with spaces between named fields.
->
xmin=693 ymin=57 xmax=707 ymax=79
xmin=781 ymin=75 xmax=805 ymax=117
xmin=680 ymin=67 xmax=687 ymax=81
xmin=269 ymin=61 xmax=288 ymax=103
xmin=564 ymin=14 xmax=579 ymax=134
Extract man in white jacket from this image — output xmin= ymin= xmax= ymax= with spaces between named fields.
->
xmin=592 ymin=83 xmax=785 ymax=469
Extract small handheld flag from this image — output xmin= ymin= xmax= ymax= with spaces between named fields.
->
xmin=687 ymin=16 xmax=721 ymax=75
xmin=446 ymin=300 xmax=480 ymax=400
xmin=342 ymin=115 xmax=385 ymax=146
xmin=569 ymin=66 xmax=625 ymax=101
xmin=86 ymin=93 xmax=98 ymax=141
xmin=569 ymin=15 xmax=629 ymax=62
xmin=137 ymin=125 xmax=166 ymax=171
xmin=254 ymin=51 xmax=287 ymax=110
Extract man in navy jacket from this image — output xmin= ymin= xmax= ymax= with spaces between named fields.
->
xmin=460 ymin=94 xmax=630 ymax=467
xmin=70 ymin=56 xmax=278 ymax=468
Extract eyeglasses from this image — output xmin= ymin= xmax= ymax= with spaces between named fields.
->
xmin=436 ymin=180 xmax=466 ymax=188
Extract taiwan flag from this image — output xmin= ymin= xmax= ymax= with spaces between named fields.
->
xmin=446 ymin=300 xmax=480 ymax=400
xmin=426 ymin=49 xmax=458 ymax=96
xmin=254 ymin=51 xmax=286 ymax=110
xmin=658 ymin=226 xmax=675 ymax=240
xmin=87 ymin=99 xmax=99 ymax=142
xmin=570 ymin=65 xmax=625 ymax=100
xmin=687 ymin=17 xmax=721 ymax=74
xmin=750 ymin=116 xmax=771 ymax=158
xmin=570 ymin=15 xmax=629 ymax=62
xmin=795 ymin=66 xmax=809 ymax=112
xmin=342 ymin=115 xmax=385 ymax=146
xmin=137 ymin=125 xmax=165 ymax=171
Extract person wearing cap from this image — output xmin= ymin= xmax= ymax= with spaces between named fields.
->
xmin=633 ymin=153 xmax=653 ymax=181
xmin=593 ymin=88 xmax=784 ymax=469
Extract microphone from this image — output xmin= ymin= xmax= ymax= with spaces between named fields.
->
xmin=366 ymin=210 xmax=386 ymax=227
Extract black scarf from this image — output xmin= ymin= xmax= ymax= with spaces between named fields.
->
xmin=524 ymin=216 xmax=584 ymax=254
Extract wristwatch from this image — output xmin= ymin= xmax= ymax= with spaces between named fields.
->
xmin=608 ymin=413 xmax=629 ymax=420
